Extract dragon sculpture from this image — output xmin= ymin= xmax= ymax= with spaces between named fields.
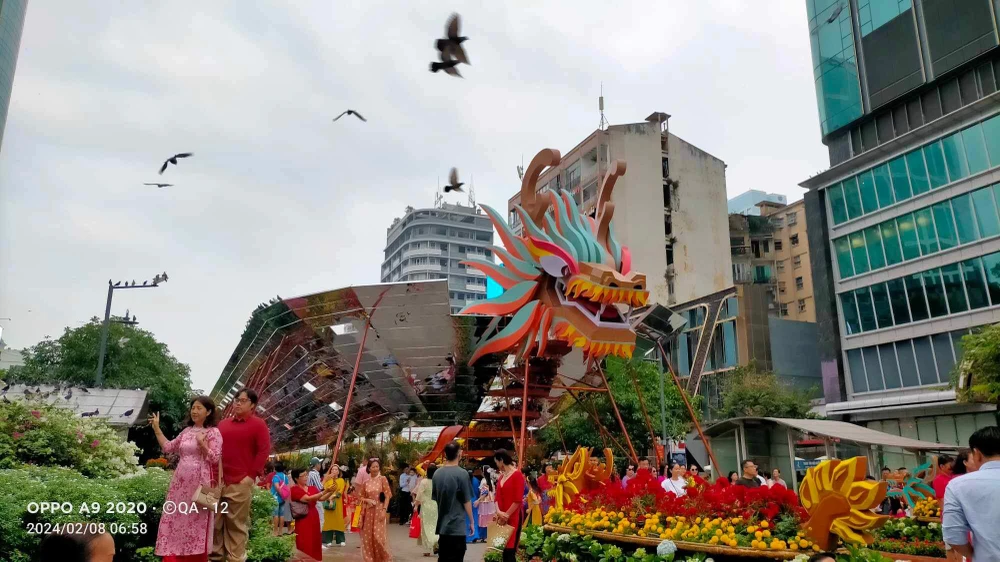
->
xmin=460 ymin=148 xmax=649 ymax=365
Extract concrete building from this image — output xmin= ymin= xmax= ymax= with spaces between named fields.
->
xmin=770 ymin=199 xmax=816 ymax=322
xmin=508 ymin=112 xmax=732 ymax=307
xmin=0 ymin=340 xmax=25 ymax=370
xmin=799 ymin=0 xmax=999 ymax=462
xmin=728 ymin=190 xmax=788 ymax=216
xmin=381 ymin=201 xmax=493 ymax=314
xmin=0 ymin=0 xmax=27 ymax=150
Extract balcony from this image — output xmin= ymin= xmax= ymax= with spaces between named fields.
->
xmin=466 ymin=283 xmax=486 ymax=292
xmin=400 ymin=262 xmax=441 ymax=276
xmin=402 ymin=247 xmax=442 ymax=259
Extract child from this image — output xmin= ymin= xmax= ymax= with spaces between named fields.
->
xmin=474 ymin=475 xmax=496 ymax=542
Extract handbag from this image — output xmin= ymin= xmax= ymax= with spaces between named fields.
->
xmin=488 ymin=522 xmax=515 ymax=550
xmin=291 ymin=499 xmax=310 ymax=519
xmin=192 ymin=455 xmax=223 ymax=510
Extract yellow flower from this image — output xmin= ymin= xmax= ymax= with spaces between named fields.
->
xmin=760 ymin=520 xmax=769 ymax=529
xmin=790 ymin=544 xmax=799 ymax=551
xmin=763 ymin=530 xmax=771 ymax=538
xmin=715 ymin=529 xmax=723 ymax=536
xmin=755 ymin=531 xmax=763 ymax=539
xmin=799 ymin=539 xmax=810 ymax=548
xmin=727 ymin=526 xmax=735 ymax=533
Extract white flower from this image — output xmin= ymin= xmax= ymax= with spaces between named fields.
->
xmin=492 ymin=537 xmax=507 ymax=549
xmin=928 ymin=522 xmax=939 ymax=530
xmin=705 ymin=558 xmax=714 ymax=562
xmin=565 ymin=554 xmax=578 ymax=562
xmin=634 ymin=548 xmax=647 ymax=557
xmin=792 ymin=555 xmax=810 ymax=562
xmin=557 ymin=533 xmax=571 ymax=542
xmin=656 ymin=540 xmax=677 ymax=556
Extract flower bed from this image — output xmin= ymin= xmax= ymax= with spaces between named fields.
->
xmin=911 ymin=498 xmax=940 ymax=519
xmin=543 ymin=472 xmax=825 ymax=557
xmin=871 ymin=518 xmax=945 ymax=559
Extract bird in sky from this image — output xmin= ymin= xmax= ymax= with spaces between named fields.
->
xmin=429 ymin=58 xmax=461 ymax=77
xmin=81 ymin=408 xmax=99 ymax=418
xmin=158 ymin=152 xmax=194 ymax=175
xmin=120 ymin=408 xmax=134 ymax=417
xmin=444 ymin=167 xmax=465 ymax=193
xmin=144 ymin=182 xmax=173 ymax=188
xmin=436 ymin=13 xmax=469 ymax=65
xmin=333 ymin=110 xmax=367 ymax=122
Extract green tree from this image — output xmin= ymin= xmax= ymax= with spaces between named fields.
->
xmin=536 ymin=356 xmax=702 ymax=458
xmin=713 ymin=364 xmax=817 ymax=419
xmin=6 ymin=318 xmax=193 ymax=461
xmin=952 ymin=323 xmax=1000 ymax=421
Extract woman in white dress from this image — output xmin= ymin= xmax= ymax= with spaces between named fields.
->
xmin=661 ymin=462 xmax=688 ymax=497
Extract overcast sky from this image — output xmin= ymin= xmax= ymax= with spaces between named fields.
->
xmin=0 ymin=1 xmax=829 ymax=393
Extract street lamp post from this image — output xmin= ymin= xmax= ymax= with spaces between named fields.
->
xmin=95 ymin=273 xmax=168 ymax=387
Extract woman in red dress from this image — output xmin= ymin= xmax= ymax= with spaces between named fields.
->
xmin=493 ymin=449 xmax=526 ymax=562
xmin=290 ymin=468 xmax=335 ymax=561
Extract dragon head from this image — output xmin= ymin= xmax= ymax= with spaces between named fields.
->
xmin=460 ymin=148 xmax=648 ymax=365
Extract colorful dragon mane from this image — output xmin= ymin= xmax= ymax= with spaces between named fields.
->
xmin=460 ymin=148 xmax=649 ymax=365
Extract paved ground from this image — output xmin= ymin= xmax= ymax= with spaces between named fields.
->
xmin=304 ymin=523 xmax=488 ymax=562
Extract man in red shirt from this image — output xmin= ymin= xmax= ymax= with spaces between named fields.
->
xmin=211 ymin=388 xmax=271 ymax=562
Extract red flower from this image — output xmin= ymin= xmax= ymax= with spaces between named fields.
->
xmin=30 ymin=410 xmax=41 ymax=419
xmin=13 ymin=432 xmax=23 ymax=440
xmin=90 ymin=439 xmax=100 ymax=448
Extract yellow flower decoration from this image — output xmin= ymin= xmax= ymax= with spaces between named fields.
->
xmin=547 ymin=447 xmax=588 ymax=509
xmin=799 ymin=457 xmax=888 ymax=550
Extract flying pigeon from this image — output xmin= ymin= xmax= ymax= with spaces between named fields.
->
xmin=81 ymin=408 xmax=99 ymax=417
xmin=436 ymin=13 xmax=469 ymax=65
xmin=444 ymin=167 xmax=464 ymax=193
xmin=144 ymin=182 xmax=173 ymax=188
xmin=120 ymin=408 xmax=134 ymax=417
xmin=158 ymin=152 xmax=194 ymax=175
xmin=429 ymin=58 xmax=462 ymax=77
xmin=333 ymin=110 xmax=367 ymax=122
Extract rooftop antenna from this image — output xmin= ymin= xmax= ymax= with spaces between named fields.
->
xmin=434 ymin=190 xmax=443 ymax=209
xmin=468 ymin=174 xmax=476 ymax=208
xmin=599 ymin=82 xmax=609 ymax=131
xmin=517 ymin=154 xmax=524 ymax=181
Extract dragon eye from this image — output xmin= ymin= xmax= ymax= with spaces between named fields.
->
xmin=540 ymin=255 xmax=570 ymax=278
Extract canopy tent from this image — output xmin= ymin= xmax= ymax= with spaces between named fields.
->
xmin=699 ymin=416 xmax=960 ymax=491
xmin=704 ymin=417 xmax=961 ymax=452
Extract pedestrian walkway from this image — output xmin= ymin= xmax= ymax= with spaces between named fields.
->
xmin=309 ymin=524 xmax=488 ymax=562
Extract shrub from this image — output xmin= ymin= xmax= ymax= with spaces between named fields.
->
xmin=0 ymin=466 xmax=283 ymax=562
xmin=145 ymin=457 xmax=169 ymax=469
xmin=0 ymin=399 xmax=139 ymax=477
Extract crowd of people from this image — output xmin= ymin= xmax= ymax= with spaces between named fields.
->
xmin=32 ymin=388 xmax=999 ymax=562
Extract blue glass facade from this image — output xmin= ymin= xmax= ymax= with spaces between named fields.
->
xmin=807 ymin=0 xmax=864 ymax=136
xmin=0 ymin=0 xmax=27 ymax=150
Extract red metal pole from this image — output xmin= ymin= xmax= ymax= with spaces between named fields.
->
xmin=628 ymin=369 xmax=659 ymax=459
xmin=595 ymin=360 xmax=640 ymax=465
xmin=654 ymin=339 xmax=721 ymax=478
xmin=518 ymin=361 xmax=530 ymax=468
xmin=330 ymin=288 xmax=391 ymax=464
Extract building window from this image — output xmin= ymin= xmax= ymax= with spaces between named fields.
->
xmin=798 ymin=299 xmax=807 ymax=312
xmin=795 ymin=276 xmax=804 ymax=290
xmin=666 ymin=246 xmax=674 ymax=265
xmin=779 ymin=303 xmax=788 ymax=316
xmin=778 ymin=281 xmax=786 ymax=294
xmin=790 ymin=234 xmax=800 ymax=246
xmin=827 ymin=114 xmax=1000 ymax=225
xmin=775 ymin=240 xmax=783 ymax=251
xmin=793 ymin=255 xmax=802 ymax=269
xmin=787 ymin=212 xmax=798 ymax=225
xmin=776 ymin=260 xmax=786 ymax=273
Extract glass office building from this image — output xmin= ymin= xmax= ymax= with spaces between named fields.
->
xmin=0 ymin=0 xmax=27 ymax=150
xmin=801 ymin=0 xmax=998 ymax=460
